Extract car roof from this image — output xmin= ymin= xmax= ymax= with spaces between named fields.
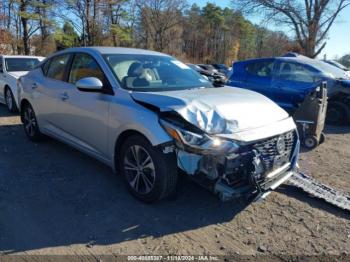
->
xmin=234 ymin=55 xmax=319 ymax=66
xmin=49 ymin=47 xmax=169 ymax=58
xmin=1 ymin=55 xmax=45 ymax=60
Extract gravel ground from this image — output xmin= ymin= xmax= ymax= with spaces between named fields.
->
xmin=0 ymin=104 xmax=349 ymax=257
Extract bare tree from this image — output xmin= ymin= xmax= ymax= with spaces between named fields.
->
xmin=234 ymin=0 xmax=350 ymax=57
xmin=136 ymin=0 xmax=187 ymax=52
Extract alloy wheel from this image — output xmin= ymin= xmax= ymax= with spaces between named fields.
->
xmin=6 ymin=89 xmax=13 ymax=111
xmin=123 ymin=145 xmax=156 ymax=195
xmin=24 ymin=106 xmax=37 ymax=137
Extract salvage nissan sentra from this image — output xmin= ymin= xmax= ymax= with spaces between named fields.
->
xmin=18 ymin=47 xmax=300 ymax=203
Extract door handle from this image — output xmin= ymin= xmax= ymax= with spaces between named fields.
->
xmin=60 ymin=92 xmax=69 ymax=101
xmin=32 ymin=83 xmax=37 ymax=89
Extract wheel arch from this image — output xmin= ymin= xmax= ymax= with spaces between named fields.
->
xmin=20 ymin=99 xmax=31 ymax=123
xmin=4 ymin=84 xmax=11 ymax=92
xmin=113 ymin=129 xmax=150 ymax=172
xmin=4 ymin=84 xmax=12 ymax=101
xmin=328 ymin=92 xmax=350 ymax=103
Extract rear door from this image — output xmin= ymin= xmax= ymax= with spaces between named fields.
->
xmin=243 ymin=59 xmax=277 ymax=101
xmin=31 ymin=53 xmax=73 ymax=132
xmin=274 ymin=61 xmax=320 ymax=110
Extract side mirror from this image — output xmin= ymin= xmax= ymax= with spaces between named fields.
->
xmin=76 ymin=77 xmax=103 ymax=92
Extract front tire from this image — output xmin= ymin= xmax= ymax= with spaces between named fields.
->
xmin=118 ymin=135 xmax=178 ymax=203
xmin=23 ymin=103 xmax=42 ymax=142
xmin=5 ymin=88 xmax=18 ymax=113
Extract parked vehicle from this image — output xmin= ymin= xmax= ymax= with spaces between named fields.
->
xmin=0 ymin=55 xmax=45 ymax=112
xmin=212 ymin=63 xmax=230 ymax=75
xmin=323 ymin=60 xmax=350 ymax=77
xmin=187 ymin=63 xmax=226 ymax=86
xmin=197 ymin=64 xmax=227 ymax=84
xmin=18 ymin=47 xmax=299 ymax=203
xmin=227 ymin=55 xmax=350 ymax=125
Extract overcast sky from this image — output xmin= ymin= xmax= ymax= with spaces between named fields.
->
xmin=188 ymin=0 xmax=350 ymax=59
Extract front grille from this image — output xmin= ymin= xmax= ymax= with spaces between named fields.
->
xmin=253 ymin=131 xmax=295 ymax=173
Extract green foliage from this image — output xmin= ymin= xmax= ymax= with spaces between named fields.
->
xmin=338 ymin=54 xmax=350 ymax=68
xmin=19 ymin=11 xmax=40 ymax=20
xmin=54 ymin=22 xmax=79 ymax=50
xmin=111 ymin=24 xmax=132 ymax=44
xmin=182 ymin=2 xmax=291 ymax=64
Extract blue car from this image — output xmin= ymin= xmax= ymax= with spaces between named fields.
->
xmin=227 ymin=55 xmax=350 ymax=124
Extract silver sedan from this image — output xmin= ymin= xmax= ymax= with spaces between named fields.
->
xmin=18 ymin=47 xmax=299 ymax=203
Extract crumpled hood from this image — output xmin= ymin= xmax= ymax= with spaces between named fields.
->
xmin=7 ymin=71 xmax=28 ymax=79
xmin=131 ymin=86 xmax=289 ymax=134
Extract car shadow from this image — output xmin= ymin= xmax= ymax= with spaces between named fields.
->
xmin=0 ymin=104 xmax=19 ymax=117
xmin=0 ymin=115 xmax=249 ymax=253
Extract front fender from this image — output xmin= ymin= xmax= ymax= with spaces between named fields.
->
xmin=108 ymin=95 xmax=172 ymax=159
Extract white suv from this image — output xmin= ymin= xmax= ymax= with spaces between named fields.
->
xmin=0 ymin=55 xmax=45 ymax=112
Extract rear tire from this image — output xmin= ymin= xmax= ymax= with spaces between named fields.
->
xmin=22 ymin=103 xmax=42 ymax=142
xmin=118 ymin=135 xmax=178 ymax=203
xmin=5 ymin=87 xmax=18 ymax=113
xmin=326 ymin=101 xmax=349 ymax=125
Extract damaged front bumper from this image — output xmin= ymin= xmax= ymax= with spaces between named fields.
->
xmin=161 ymin=124 xmax=300 ymax=202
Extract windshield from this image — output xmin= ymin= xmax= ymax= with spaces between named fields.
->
xmin=325 ymin=60 xmax=348 ymax=71
xmin=5 ymin=58 xmax=40 ymax=72
xmin=104 ymin=54 xmax=213 ymax=91
xmin=187 ymin=64 xmax=202 ymax=71
xmin=309 ymin=59 xmax=349 ymax=79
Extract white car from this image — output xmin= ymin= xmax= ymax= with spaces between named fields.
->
xmin=0 ymin=55 xmax=45 ymax=112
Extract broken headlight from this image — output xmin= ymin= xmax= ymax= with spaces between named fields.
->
xmin=160 ymin=119 xmax=238 ymax=153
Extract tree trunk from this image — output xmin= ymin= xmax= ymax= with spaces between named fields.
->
xmin=109 ymin=3 xmax=117 ymax=46
xmin=20 ymin=0 xmax=30 ymax=55
xmin=86 ymin=0 xmax=91 ymax=45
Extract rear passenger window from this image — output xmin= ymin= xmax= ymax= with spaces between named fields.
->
xmin=246 ymin=61 xmax=274 ymax=78
xmin=46 ymin=54 xmax=70 ymax=81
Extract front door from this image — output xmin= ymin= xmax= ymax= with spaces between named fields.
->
xmin=54 ymin=53 xmax=112 ymax=159
xmin=274 ymin=61 xmax=320 ymax=110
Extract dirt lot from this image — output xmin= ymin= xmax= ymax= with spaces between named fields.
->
xmin=0 ymin=104 xmax=349 ymax=257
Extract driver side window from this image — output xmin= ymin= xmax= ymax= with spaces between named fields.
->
xmin=279 ymin=62 xmax=317 ymax=83
xmin=69 ymin=53 xmax=105 ymax=84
